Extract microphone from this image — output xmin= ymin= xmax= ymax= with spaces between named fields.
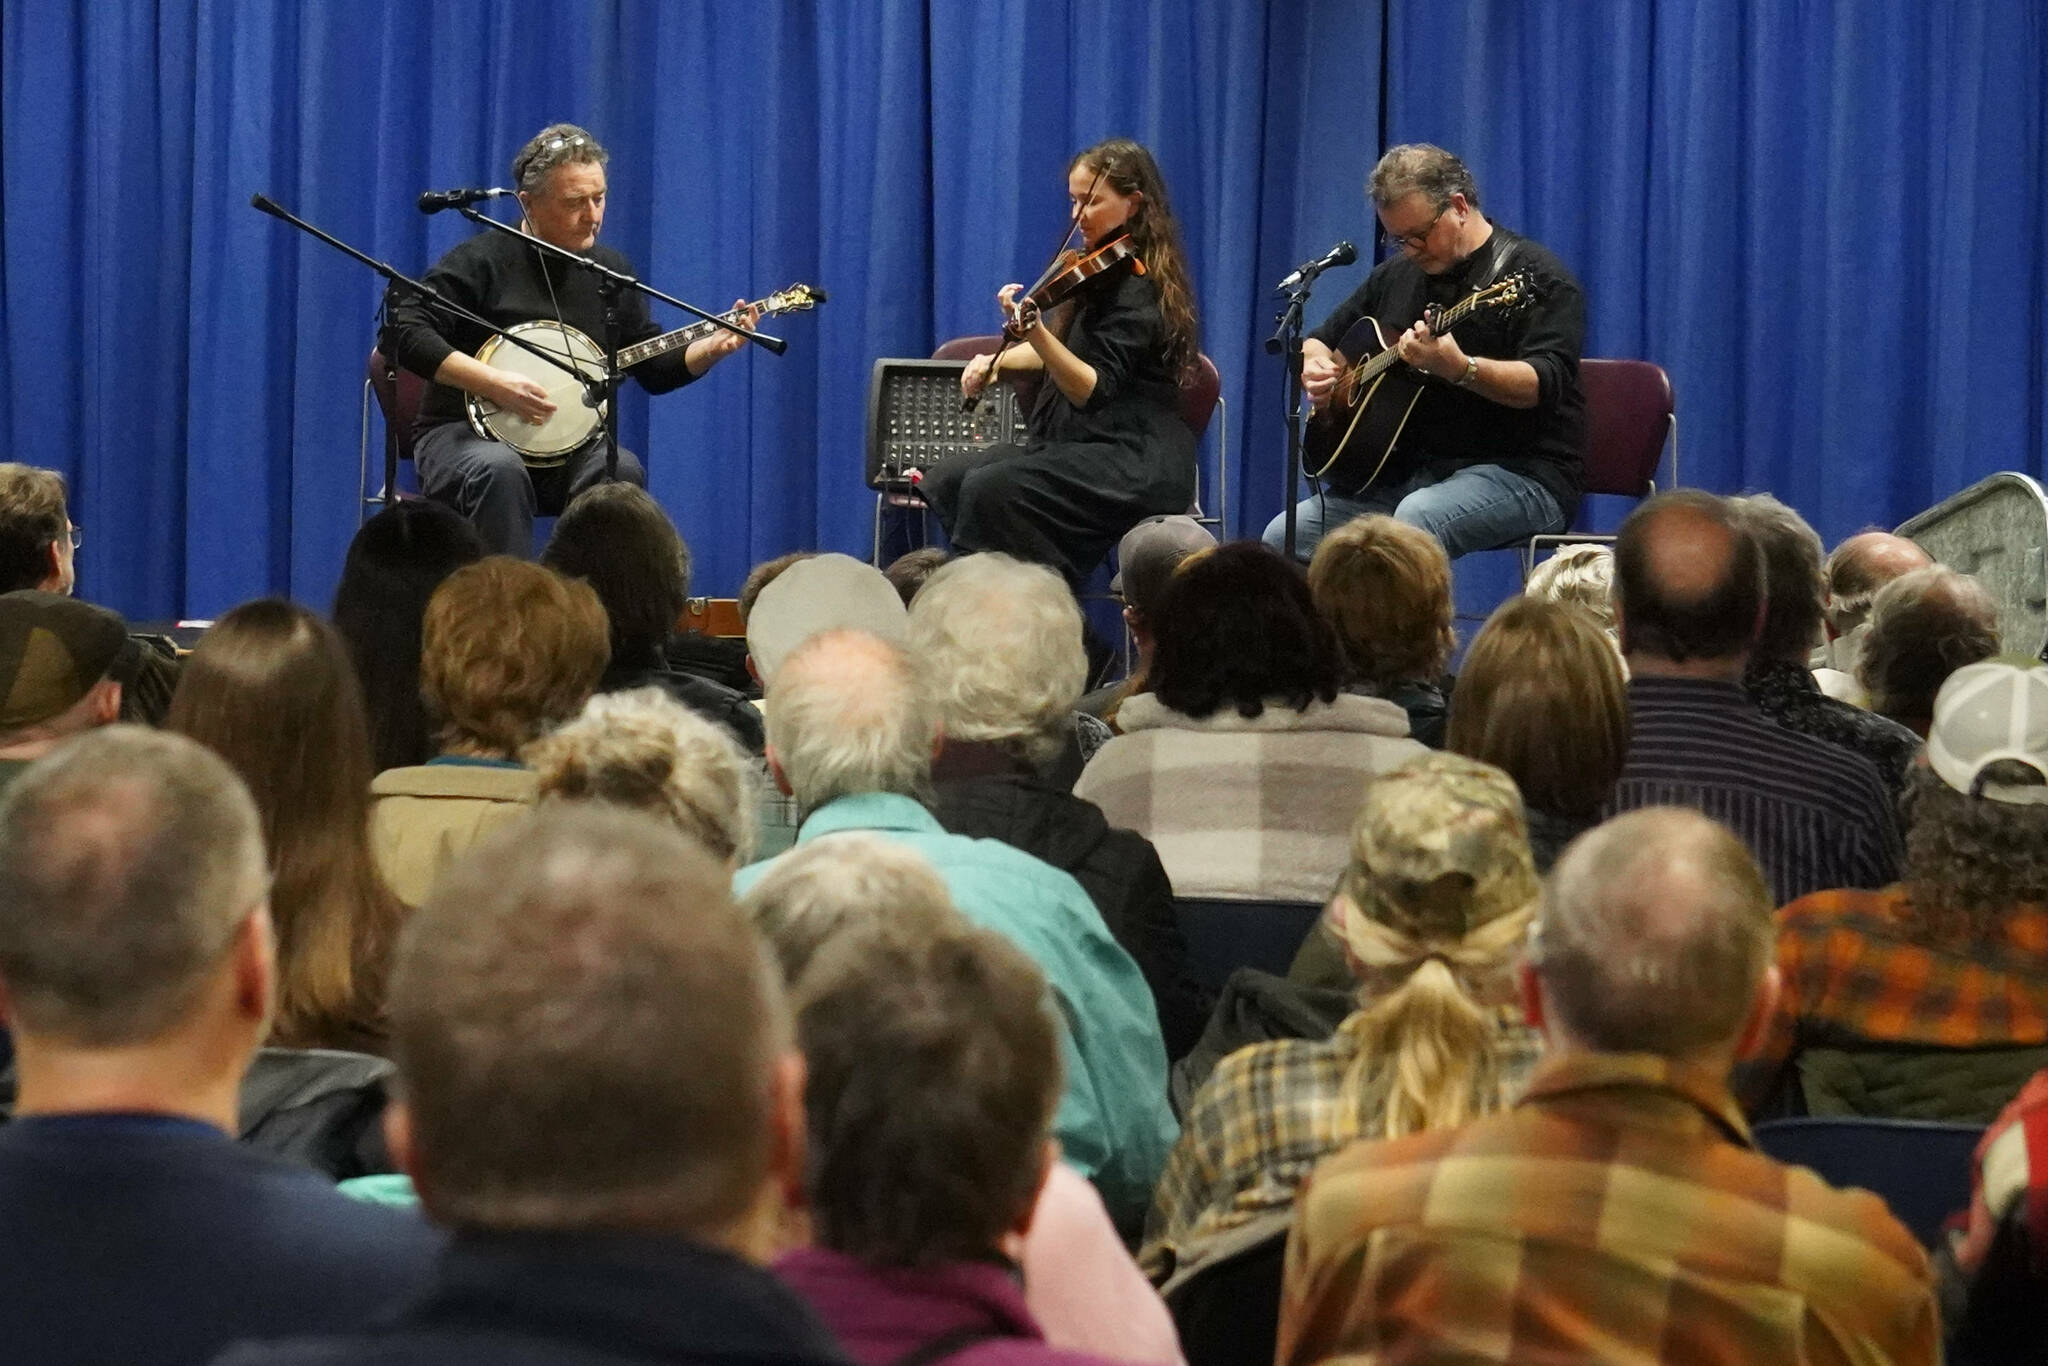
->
xmin=1276 ymin=240 xmax=1357 ymax=292
xmin=417 ymin=187 xmax=513 ymax=214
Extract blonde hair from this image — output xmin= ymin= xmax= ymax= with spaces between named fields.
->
xmin=1524 ymin=544 xmax=1616 ymax=634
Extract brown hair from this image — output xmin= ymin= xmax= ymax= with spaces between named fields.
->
xmin=1307 ymin=515 xmax=1455 ymax=688
xmin=1448 ymin=597 xmax=1629 ymax=818
xmin=541 ymin=483 xmax=690 ymax=656
xmin=1071 ymin=138 xmax=1199 ymax=378
xmin=795 ymin=923 xmax=1060 ymax=1267
xmin=0 ymin=463 xmax=68 ymax=593
xmin=390 ymin=804 xmax=788 ymax=1234
xmin=168 ymin=600 xmax=402 ymax=1050
xmin=738 ymin=551 xmax=816 ymax=627
xmin=420 ymin=558 xmax=609 ymax=758
xmin=1899 ymin=763 xmax=2048 ymax=947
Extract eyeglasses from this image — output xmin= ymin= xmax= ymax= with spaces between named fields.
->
xmin=65 ymin=524 xmax=81 ymax=550
xmin=1387 ymin=204 xmax=1448 ymax=252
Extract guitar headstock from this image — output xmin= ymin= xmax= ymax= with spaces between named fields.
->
xmin=763 ymin=283 xmax=828 ymax=315
xmin=1467 ymin=270 xmax=1539 ymax=317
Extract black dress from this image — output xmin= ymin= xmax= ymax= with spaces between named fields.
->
xmin=921 ymin=266 xmax=1195 ymax=587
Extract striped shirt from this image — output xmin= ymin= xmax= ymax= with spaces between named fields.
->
xmin=1277 ymin=1052 xmax=1938 ymax=1366
xmin=1608 ymin=675 xmax=1902 ymax=905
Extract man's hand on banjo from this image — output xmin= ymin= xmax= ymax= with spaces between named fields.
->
xmin=488 ymin=369 xmax=557 ymax=426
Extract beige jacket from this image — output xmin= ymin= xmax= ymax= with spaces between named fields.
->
xmin=369 ymin=762 xmax=537 ymax=907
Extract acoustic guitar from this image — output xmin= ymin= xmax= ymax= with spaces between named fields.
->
xmin=1301 ymin=273 xmax=1535 ymax=492
xmin=466 ymin=283 xmax=827 ymax=465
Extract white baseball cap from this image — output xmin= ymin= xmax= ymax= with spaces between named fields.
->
xmin=1926 ymin=658 xmax=2048 ymax=805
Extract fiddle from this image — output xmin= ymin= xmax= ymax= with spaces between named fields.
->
xmin=963 ymin=233 xmax=1146 ymax=411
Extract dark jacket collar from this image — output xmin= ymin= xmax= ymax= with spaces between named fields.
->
xmin=930 ymin=739 xmax=1037 ymax=784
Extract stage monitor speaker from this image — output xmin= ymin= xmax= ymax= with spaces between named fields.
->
xmin=864 ymin=358 xmax=1029 ymax=490
xmin=1896 ymin=472 xmax=2048 ymax=659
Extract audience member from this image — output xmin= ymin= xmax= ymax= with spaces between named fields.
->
xmin=777 ymin=919 xmax=1159 ymax=1366
xmin=368 ymin=557 xmax=608 ymax=907
xmin=0 ymin=728 xmax=435 ymax=1365
xmin=1076 ymin=541 xmax=1424 ymax=903
xmin=1740 ymin=658 xmax=2048 ymax=1120
xmin=735 ymin=628 xmax=1176 ymax=1229
xmin=737 ymin=550 xmax=817 ymax=632
xmin=1522 ymin=542 xmax=1616 ymax=636
xmin=528 ymin=686 xmax=757 ymax=866
xmin=1146 ymin=753 xmax=1541 ymax=1286
xmin=1446 ymin=596 xmax=1627 ymax=869
xmin=1819 ymin=529 xmax=1932 ymax=703
xmin=0 ymin=590 xmax=125 ymax=797
xmin=1082 ymin=513 xmax=1217 ymax=720
xmin=540 ymin=482 xmax=763 ymax=752
xmin=1732 ymin=494 xmax=1922 ymax=796
xmin=742 ymin=834 xmax=1182 ymax=1366
xmin=331 ymin=499 xmax=485 ymax=772
xmin=1607 ymin=491 xmax=1901 ymax=903
xmin=215 ymin=804 xmax=835 ymax=1366
xmin=911 ymin=552 xmax=1207 ymax=1057
xmin=1859 ymin=563 xmax=2001 ymax=738
xmin=882 ymin=545 xmax=950 ymax=606
xmin=168 ymin=600 xmax=402 ymax=1054
xmin=1944 ymin=1065 xmax=2048 ymax=1363
xmin=1277 ymin=808 xmax=1936 ymax=1365
xmin=1306 ymin=515 xmax=1455 ymax=747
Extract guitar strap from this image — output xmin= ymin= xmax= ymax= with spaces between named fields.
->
xmin=1472 ymin=230 xmax=1519 ymax=293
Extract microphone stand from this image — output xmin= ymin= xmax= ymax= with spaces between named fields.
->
xmin=1266 ymin=281 xmax=1316 ymax=564
xmin=452 ymin=205 xmax=785 ymax=481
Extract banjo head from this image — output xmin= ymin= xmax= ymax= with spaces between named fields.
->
xmin=473 ymin=321 xmax=606 ymax=460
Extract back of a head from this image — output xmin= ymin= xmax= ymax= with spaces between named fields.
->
xmin=1825 ymin=531 xmax=1932 ymax=636
xmin=1307 ymin=515 xmax=1455 ymax=689
xmin=1859 ymin=565 xmax=2001 ymax=727
xmin=1535 ymin=808 xmax=1774 ymax=1058
xmin=1730 ymin=494 xmax=1826 ymax=665
xmin=766 ymin=629 xmax=935 ymax=814
xmin=420 ymin=557 xmax=609 ymax=758
xmin=528 ymin=687 xmax=756 ymax=865
xmin=1149 ymin=540 xmax=1344 ymax=719
xmin=737 ymin=551 xmax=817 ymax=628
xmin=541 ymin=483 xmax=690 ymax=655
xmin=332 ymin=499 xmax=485 ymax=771
xmin=883 ymin=547 xmax=951 ymax=607
xmin=740 ymin=833 xmax=963 ymax=988
xmin=389 ymin=803 xmax=786 ymax=1235
xmin=0 ymin=463 xmax=68 ymax=594
xmin=0 ymin=726 xmax=264 ymax=1047
xmin=1523 ymin=544 xmax=1616 ymax=634
xmin=745 ymin=553 xmax=907 ymax=689
xmin=907 ymin=553 xmax=1085 ymax=767
xmin=1448 ymin=596 xmax=1629 ymax=818
xmin=1613 ymin=490 xmax=1764 ymax=665
xmin=796 ymin=920 xmax=1061 ymax=1268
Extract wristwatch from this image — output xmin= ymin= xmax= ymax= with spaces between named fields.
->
xmin=1454 ymin=356 xmax=1479 ymax=388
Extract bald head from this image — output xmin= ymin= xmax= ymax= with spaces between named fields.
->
xmin=1535 ymin=808 xmax=1774 ymax=1059
xmin=765 ymin=630 xmax=936 ymax=815
xmin=1825 ymin=532 xmax=1934 ymax=636
xmin=1614 ymin=491 xmax=1764 ymax=671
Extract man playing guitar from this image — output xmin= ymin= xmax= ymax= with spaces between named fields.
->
xmin=1264 ymin=144 xmax=1586 ymax=563
xmin=381 ymin=123 xmax=754 ymax=555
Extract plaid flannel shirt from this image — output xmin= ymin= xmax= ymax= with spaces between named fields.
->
xmin=1278 ymin=1052 xmax=1938 ymax=1366
xmin=1740 ymin=885 xmax=2048 ymax=1108
xmin=1140 ymin=1005 xmax=1540 ymax=1280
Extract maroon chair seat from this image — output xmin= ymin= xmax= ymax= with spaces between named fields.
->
xmin=1520 ymin=357 xmax=1678 ymax=575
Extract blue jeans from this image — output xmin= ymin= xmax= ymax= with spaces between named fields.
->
xmin=1262 ymin=463 xmax=1566 ymax=562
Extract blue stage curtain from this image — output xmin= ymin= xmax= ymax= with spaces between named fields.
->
xmin=3 ymin=0 xmax=2045 ymax=619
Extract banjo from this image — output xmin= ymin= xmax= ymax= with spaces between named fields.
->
xmin=466 ymin=282 xmax=827 ymax=465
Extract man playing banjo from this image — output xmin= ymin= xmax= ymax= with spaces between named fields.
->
xmin=382 ymin=123 xmax=753 ymax=555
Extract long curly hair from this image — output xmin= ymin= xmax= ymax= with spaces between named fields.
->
xmin=1071 ymin=138 xmax=1200 ymax=378
xmin=1900 ymin=763 xmax=2048 ymax=945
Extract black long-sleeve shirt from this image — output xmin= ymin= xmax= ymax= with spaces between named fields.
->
xmin=1310 ymin=225 xmax=1585 ymax=515
xmin=380 ymin=229 xmax=697 ymax=432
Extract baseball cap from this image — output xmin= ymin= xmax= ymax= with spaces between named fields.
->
xmin=0 ymin=590 xmax=128 ymax=730
xmin=745 ymin=553 xmax=908 ymax=686
xmin=1110 ymin=514 xmax=1216 ymax=616
xmin=1339 ymin=751 xmax=1539 ymax=945
xmin=1926 ymin=657 xmax=2048 ymax=805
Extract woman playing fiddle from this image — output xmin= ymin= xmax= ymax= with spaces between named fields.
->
xmin=921 ymin=138 xmax=1201 ymax=589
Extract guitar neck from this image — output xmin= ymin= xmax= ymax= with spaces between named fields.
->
xmin=614 ymin=302 xmax=758 ymax=370
xmin=1348 ymin=289 xmax=1493 ymax=385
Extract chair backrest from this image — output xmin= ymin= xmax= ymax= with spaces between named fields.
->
xmin=1179 ymin=353 xmax=1222 ymax=443
xmin=366 ymin=347 xmax=428 ymax=467
xmin=931 ymin=334 xmax=1003 ymax=362
xmin=1175 ymin=898 xmax=1326 ymax=995
xmin=1579 ymin=358 xmax=1673 ymax=498
xmin=1751 ymin=1116 xmax=1983 ymax=1247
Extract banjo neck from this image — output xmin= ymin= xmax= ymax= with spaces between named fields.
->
xmin=614 ymin=299 xmax=764 ymax=370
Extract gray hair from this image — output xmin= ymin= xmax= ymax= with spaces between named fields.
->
xmin=765 ymin=630 xmax=935 ymax=816
xmin=1858 ymin=566 xmax=2001 ymax=725
xmin=1532 ymin=808 xmax=1774 ymax=1057
xmin=1524 ymin=544 xmax=1617 ymax=635
xmin=0 ymin=727 xmax=266 ymax=1046
xmin=739 ymin=834 xmax=963 ymax=990
xmin=528 ymin=688 xmax=758 ymax=865
xmin=1369 ymin=143 xmax=1480 ymax=211
xmin=511 ymin=123 xmax=608 ymax=195
xmin=906 ymin=554 xmax=1086 ymax=768
xmin=390 ymin=803 xmax=789 ymax=1236
xmin=1730 ymin=494 xmax=1826 ymax=664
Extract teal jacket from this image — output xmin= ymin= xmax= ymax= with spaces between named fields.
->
xmin=734 ymin=792 xmax=1178 ymax=1225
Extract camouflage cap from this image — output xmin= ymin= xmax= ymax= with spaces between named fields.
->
xmin=0 ymin=590 xmax=127 ymax=731
xmin=1339 ymin=751 xmax=1539 ymax=942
